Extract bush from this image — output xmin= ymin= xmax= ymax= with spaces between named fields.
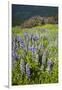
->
xmin=21 ymin=16 xmax=58 ymax=28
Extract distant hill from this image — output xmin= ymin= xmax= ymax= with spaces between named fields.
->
xmin=12 ymin=4 xmax=58 ymax=26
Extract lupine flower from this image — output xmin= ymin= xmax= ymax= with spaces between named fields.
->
xmin=15 ymin=52 xmax=19 ymax=60
xmin=24 ymin=32 xmax=28 ymax=36
xmin=28 ymin=45 xmax=37 ymax=60
xmin=26 ymin=63 xmax=30 ymax=79
xmin=26 ymin=36 xmax=29 ymax=43
xmin=32 ymin=37 xmax=34 ymax=44
xmin=12 ymin=38 xmax=16 ymax=50
xmin=16 ymin=35 xmax=21 ymax=42
xmin=20 ymin=40 xmax=25 ymax=48
xmin=12 ymin=51 xmax=19 ymax=60
xmin=47 ymin=59 xmax=53 ymax=73
xmin=15 ymin=44 xmax=18 ymax=50
xmin=19 ymin=39 xmax=24 ymax=44
xmin=35 ymin=33 xmax=39 ymax=40
xmin=34 ymin=36 xmax=38 ymax=41
xmin=29 ymin=33 xmax=34 ymax=43
xmin=32 ymin=33 xmax=39 ymax=41
xmin=32 ymin=47 xmax=37 ymax=53
xmin=29 ymin=33 xmax=33 ymax=39
xmin=20 ymin=44 xmax=24 ymax=48
xmin=47 ymin=59 xmax=52 ymax=66
xmin=28 ymin=45 xmax=36 ymax=53
xmin=28 ymin=45 xmax=32 ymax=51
xmin=20 ymin=60 xmax=25 ymax=74
xmin=12 ymin=50 xmax=15 ymax=60
xmin=24 ymin=32 xmax=29 ymax=42
xmin=42 ymin=51 xmax=47 ymax=65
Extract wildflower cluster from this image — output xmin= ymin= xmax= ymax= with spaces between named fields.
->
xmin=12 ymin=31 xmax=53 ymax=80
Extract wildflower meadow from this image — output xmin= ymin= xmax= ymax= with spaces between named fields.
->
xmin=12 ymin=24 xmax=58 ymax=85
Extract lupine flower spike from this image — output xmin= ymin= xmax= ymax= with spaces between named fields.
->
xmin=20 ymin=60 xmax=25 ymax=74
xmin=26 ymin=63 xmax=30 ymax=80
xmin=47 ymin=58 xmax=53 ymax=74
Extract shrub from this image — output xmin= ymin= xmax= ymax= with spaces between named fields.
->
xmin=21 ymin=16 xmax=58 ymax=28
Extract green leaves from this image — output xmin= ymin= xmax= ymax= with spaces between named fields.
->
xmin=12 ymin=24 xmax=58 ymax=85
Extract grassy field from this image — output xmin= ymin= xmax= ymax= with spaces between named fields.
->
xmin=12 ymin=24 xmax=58 ymax=85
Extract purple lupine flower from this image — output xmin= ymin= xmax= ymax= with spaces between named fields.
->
xmin=47 ymin=59 xmax=52 ymax=65
xmin=15 ymin=44 xmax=18 ymax=50
xmin=32 ymin=37 xmax=34 ymax=44
xmin=24 ymin=32 xmax=29 ymax=42
xmin=35 ymin=33 xmax=39 ymax=40
xmin=20 ymin=60 xmax=25 ymax=74
xmin=32 ymin=47 xmax=37 ymax=53
xmin=42 ymin=51 xmax=47 ymax=65
xmin=20 ymin=43 xmax=24 ymax=48
xmin=24 ymin=32 xmax=28 ymax=37
xmin=32 ymin=35 xmax=35 ymax=40
xmin=26 ymin=63 xmax=30 ymax=79
xmin=32 ymin=33 xmax=39 ymax=41
xmin=28 ymin=45 xmax=32 ymax=50
xmin=12 ymin=50 xmax=15 ymax=60
xmin=20 ymin=39 xmax=24 ymax=43
xmin=15 ymin=52 xmax=19 ymax=60
xmin=32 ymin=36 xmax=38 ymax=41
xmin=20 ymin=40 xmax=25 ymax=48
xmin=28 ymin=45 xmax=36 ymax=53
xmin=16 ymin=35 xmax=21 ymax=42
xmin=29 ymin=33 xmax=33 ymax=39
xmin=29 ymin=33 xmax=34 ymax=43
xmin=31 ymin=45 xmax=36 ymax=53
xmin=12 ymin=37 xmax=16 ymax=50
xmin=12 ymin=51 xmax=16 ymax=60
xmin=47 ymin=59 xmax=53 ymax=73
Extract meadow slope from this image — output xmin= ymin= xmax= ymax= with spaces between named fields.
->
xmin=12 ymin=24 xmax=58 ymax=85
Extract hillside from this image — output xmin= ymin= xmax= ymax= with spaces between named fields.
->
xmin=12 ymin=4 xmax=58 ymax=26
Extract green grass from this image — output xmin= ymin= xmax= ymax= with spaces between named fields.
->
xmin=12 ymin=24 xmax=58 ymax=85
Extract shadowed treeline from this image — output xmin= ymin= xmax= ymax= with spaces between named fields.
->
xmin=12 ymin=4 xmax=58 ymax=26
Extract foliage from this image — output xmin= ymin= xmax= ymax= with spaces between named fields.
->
xmin=12 ymin=24 xmax=58 ymax=85
xmin=21 ymin=16 xmax=58 ymax=28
